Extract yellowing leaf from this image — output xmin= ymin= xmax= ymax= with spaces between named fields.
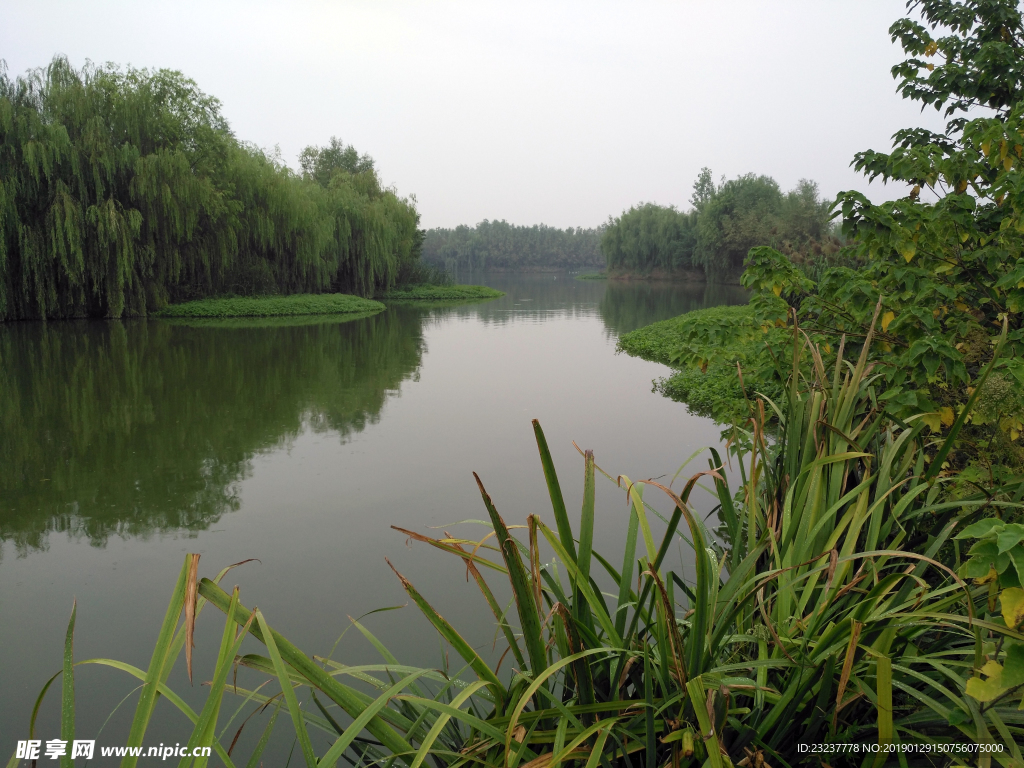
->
xmin=1002 ymin=587 xmax=1024 ymax=629
xmin=901 ymin=245 xmax=916 ymax=262
xmin=966 ymin=673 xmax=1005 ymax=702
xmin=772 ymin=284 xmax=782 ymax=297
xmin=881 ymin=311 xmax=895 ymax=332
xmin=974 ymin=566 xmax=999 ymax=585
xmin=980 ymin=660 xmax=1003 ymax=677
xmin=954 ymin=300 xmax=970 ymax=312
xmin=1005 ymin=156 xmax=1014 ymax=172
xmin=982 ymin=141 xmax=991 ymax=157
xmin=939 ymin=407 xmax=955 ymax=427
xmin=922 ymin=413 xmax=941 ymax=433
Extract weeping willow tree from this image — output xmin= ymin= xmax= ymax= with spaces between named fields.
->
xmin=0 ymin=57 xmax=422 ymax=320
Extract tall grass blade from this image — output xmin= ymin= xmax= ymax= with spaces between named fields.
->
xmin=319 ymin=671 xmax=436 ymax=768
xmin=244 ymin=703 xmax=282 ymax=768
xmin=385 ymin=558 xmax=505 ymax=702
xmin=122 ymin=554 xmax=192 ymax=767
xmin=61 ymin=600 xmax=76 ymax=768
xmin=254 ymin=609 xmax=318 ymax=768
xmin=197 ymin=578 xmax=417 ymax=762
xmin=180 ymin=588 xmax=254 ymax=768
xmin=474 ymin=472 xmax=548 ymax=678
xmin=184 ymin=553 xmax=200 ymax=684
xmin=873 ymin=654 xmax=892 ymax=767
xmin=533 ymin=420 xmax=577 ymax=562
xmin=686 ymin=678 xmax=723 ymax=768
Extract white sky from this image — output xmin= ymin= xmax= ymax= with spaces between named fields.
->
xmin=1 ymin=0 xmax=946 ymax=229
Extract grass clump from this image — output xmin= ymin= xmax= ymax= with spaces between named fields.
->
xmin=155 ymin=293 xmax=384 ymax=318
xmin=575 ymin=272 xmax=607 ymax=280
xmin=379 ymin=284 xmax=504 ymax=303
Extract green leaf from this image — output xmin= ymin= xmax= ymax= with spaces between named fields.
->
xmin=997 ymin=523 xmax=1024 ymax=554
xmin=61 ymin=601 xmax=76 ymax=768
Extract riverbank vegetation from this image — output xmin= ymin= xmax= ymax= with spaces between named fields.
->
xmin=618 ymin=305 xmax=782 ymax=423
xmin=421 ymin=220 xmax=604 ymax=272
xmin=0 ymin=59 xmax=423 ymax=320
xmin=602 ymin=175 xmax=842 ymax=283
xmin=155 ymin=293 xmax=384 ymax=318
xmin=379 ymin=285 xmax=504 ymax=303
xmin=621 ymin=0 xmax=1024 ymax=478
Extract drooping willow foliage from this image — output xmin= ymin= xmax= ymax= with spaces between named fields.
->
xmin=602 ymin=173 xmax=842 ymax=282
xmin=0 ymin=57 xmax=422 ymax=320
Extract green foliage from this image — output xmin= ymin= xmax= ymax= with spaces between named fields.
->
xmin=421 ymin=220 xmax=603 ymax=272
xmin=600 ymin=203 xmax=697 ymax=274
xmin=574 ymin=272 xmax=607 ymax=280
xmin=955 ymin=519 xmax=1024 ymax=707
xmin=155 ymin=293 xmax=384 ymax=318
xmin=602 ymin=176 xmax=841 ymax=282
xmin=37 ymin=341 xmax=1024 ymax=765
xmin=378 ymin=284 xmax=504 ymax=303
xmin=298 ymin=136 xmax=375 ymax=187
xmin=0 ymin=57 xmax=422 ymax=319
xmin=728 ymin=0 xmax=1024 ymax=468
xmin=617 ymin=304 xmax=785 ymax=422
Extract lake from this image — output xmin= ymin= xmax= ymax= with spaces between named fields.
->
xmin=0 ymin=274 xmax=746 ymax=760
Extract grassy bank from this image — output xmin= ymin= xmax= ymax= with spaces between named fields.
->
xmin=155 ymin=293 xmax=385 ymax=319
xmin=379 ymin=284 xmax=504 ymax=302
xmin=158 ymin=311 xmax=384 ymax=329
xmin=617 ymin=303 xmax=784 ymax=423
xmin=574 ymin=271 xmax=607 ymax=280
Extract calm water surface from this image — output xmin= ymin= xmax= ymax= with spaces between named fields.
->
xmin=0 ymin=274 xmax=745 ymax=758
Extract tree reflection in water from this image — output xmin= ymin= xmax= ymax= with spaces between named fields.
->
xmin=0 ymin=309 xmax=426 ymax=553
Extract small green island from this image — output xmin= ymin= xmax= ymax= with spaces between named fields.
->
xmin=154 ymin=293 xmax=385 ymax=318
xmin=378 ymin=284 xmax=504 ymax=302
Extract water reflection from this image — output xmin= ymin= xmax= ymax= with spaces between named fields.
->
xmin=416 ymin=275 xmax=747 ymax=334
xmin=0 ymin=310 xmax=425 ymax=553
xmin=0 ymin=275 xmax=747 ymax=554
xmin=598 ymin=280 xmax=747 ymax=335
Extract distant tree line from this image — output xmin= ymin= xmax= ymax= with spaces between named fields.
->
xmin=421 ymin=220 xmax=604 ymax=271
xmin=0 ymin=57 xmax=423 ymax=320
xmin=602 ymin=169 xmax=841 ymax=282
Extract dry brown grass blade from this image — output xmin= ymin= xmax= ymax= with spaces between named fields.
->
xmin=644 ymin=568 xmax=687 ymax=687
xmin=756 ymin=587 xmax=795 ymax=663
xmin=832 ymin=620 xmax=862 ymax=733
xmin=184 ymin=553 xmax=200 ymax=684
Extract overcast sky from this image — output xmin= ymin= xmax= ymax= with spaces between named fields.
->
xmin=1 ymin=1 xmax=945 ymax=229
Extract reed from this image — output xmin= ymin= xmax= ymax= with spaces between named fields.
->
xmin=23 ymin=316 xmax=1024 ymax=767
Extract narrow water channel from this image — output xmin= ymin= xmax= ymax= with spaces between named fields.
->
xmin=0 ymin=274 xmax=746 ymax=758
